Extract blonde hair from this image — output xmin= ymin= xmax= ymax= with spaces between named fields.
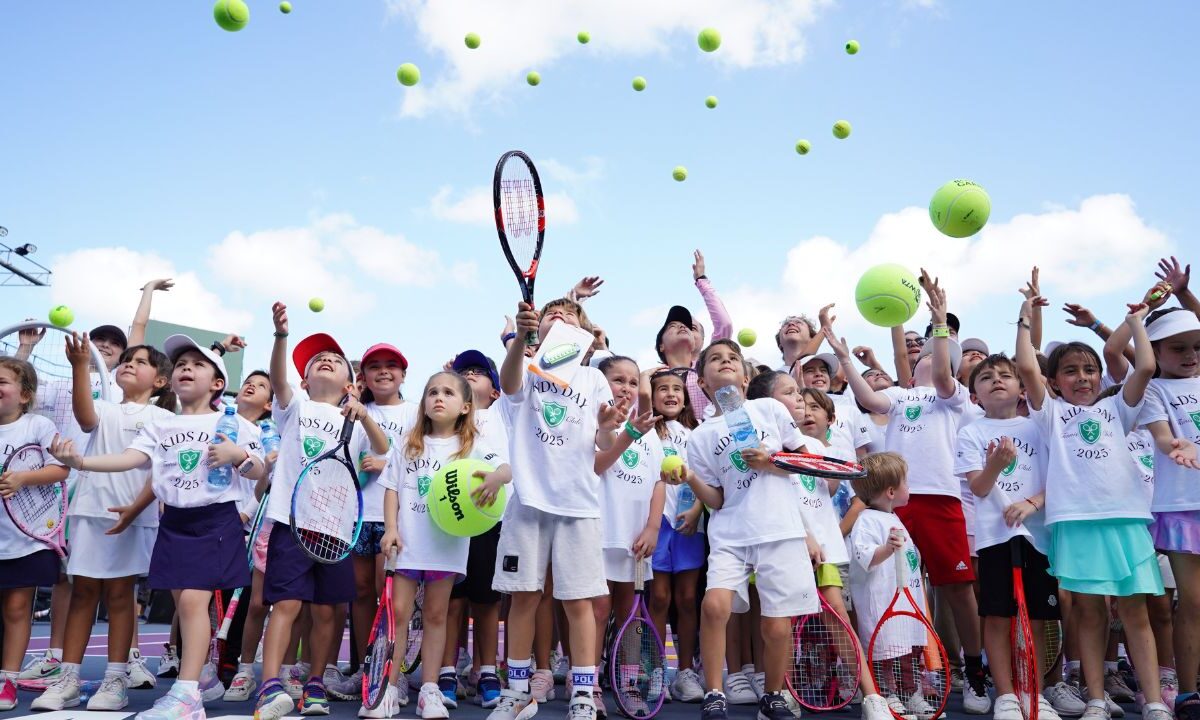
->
xmin=403 ymin=372 xmax=478 ymax=462
xmin=540 ymin=298 xmax=593 ymax=333
xmin=0 ymin=358 xmax=37 ymax=414
xmin=852 ymin=452 xmax=907 ymax=503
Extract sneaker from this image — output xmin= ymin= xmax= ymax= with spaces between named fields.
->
xmin=226 ymin=670 xmax=258 ymax=702
xmin=254 ymin=682 xmax=295 ymax=720
xmin=648 ymin=667 xmax=666 ymax=705
xmin=19 ymin=651 xmax=63 ymax=682
xmin=992 ymin=693 xmax=1022 ymax=720
xmin=617 ymin=683 xmax=650 ymax=718
xmin=1176 ymin=693 xmax=1200 ymax=720
xmin=418 ymin=682 xmax=450 ymax=719
xmin=1102 ymin=692 xmax=1124 ymax=718
xmin=884 ymin=695 xmax=909 ymax=718
xmin=1081 ymin=699 xmax=1110 ymax=720
xmin=951 ymin=668 xmax=965 ymax=691
xmin=322 ymin=666 xmax=350 ymax=694
xmin=757 ymin=691 xmax=793 ymax=720
xmin=1116 ymin=660 xmax=1139 ymax=694
xmin=531 ymin=669 xmax=555 ymax=703
xmin=593 ymin=686 xmax=608 ymax=720
xmin=1045 ymin=682 xmax=1087 ymax=717
xmin=0 ymin=678 xmax=15 ymax=712
xmin=477 ymin=672 xmax=503 ymax=709
xmin=136 ymin=684 xmax=205 ymax=720
xmin=127 ymin=649 xmax=157 ymax=689
xmin=199 ymin=663 xmax=225 ymax=704
xmin=701 ymin=691 xmax=729 ymax=720
xmin=750 ymin=672 xmax=767 ymax=700
xmin=300 ymin=680 xmax=331 ymax=716
xmin=88 ymin=674 xmax=131 ymax=711
xmin=1104 ymin=669 xmax=1135 ymax=704
xmin=1038 ymin=694 xmax=1064 ymax=720
xmin=724 ymin=672 xmax=758 ymax=705
xmin=783 ymin=690 xmax=804 ymax=718
xmin=328 ymin=669 xmax=363 ymax=701
xmin=570 ymin=690 xmax=598 ymax=720
xmin=1142 ymin=701 xmax=1172 ymax=720
xmin=861 ymin=694 xmax=892 ymax=720
xmin=464 ymin=669 xmax=480 ymax=699
xmin=32 ymin=672 xmax=82 ymax=710
xmin=963 ymin=672 xmax=992 ymax=715
xmin=283 ymin=668 xmax=305 ymax=701
xmin=1159 ymin=669 xmax=1178 ymax=711
xmin=358 ymin=685 xmax=400 ymax=719
xmin=905 ymin=692 xmax=937 ymax=720
xmin=672 ymin=668 xmax=704 ymax=703
xmin=438 ymin=672 xmax=460 ymax=709
xmin=484 ymin=689 xmax=537 ymax=720
xmin=551 ymin=651 xmax=567 ymax=685
xmin=456 ymin=648 xmax=471 ymax=679
xmin=158 ymin=645 xmax=180 ymax=678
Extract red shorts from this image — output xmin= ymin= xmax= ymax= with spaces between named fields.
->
xmin=894 ymin=494 xmax=975 ymax=586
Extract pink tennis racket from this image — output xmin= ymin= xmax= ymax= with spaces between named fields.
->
xmin=2 ymin=443 xmax=67 ymax=558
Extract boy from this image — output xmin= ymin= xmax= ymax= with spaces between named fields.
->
xmin=254 ymin=303 xmax=390 ymax=720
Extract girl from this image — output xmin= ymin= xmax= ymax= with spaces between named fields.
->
xmin=593 ymin=357 xmax=665 ymax=717
xmin=1014 ymin=297 xmax=1173 ymax=720
xmin=378 ymin=371 xmax=510 ymax=720
xmin=0 ymin=358 xmax=69 ymax=711
xmin=49 ymin=335 xmax=266 ymax=720
xmin=858 ymin=367 xmax=893 ymax=454
xmin=31 ymin=336 xmax=175 ymax=712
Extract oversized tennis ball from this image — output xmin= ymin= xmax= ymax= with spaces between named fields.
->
xmin=845 ymin=39 xmax=860 ymax=54
xmin=464 ymin=32 xmax=480 ymax=49
xmin=526 ymin=71 xmax=541 ymax=86
xmin=213 ymin=0 xmax=249 ymax=31
xmin=929 ymin=179 xmax=992 ymax=238
xmin=855 ymin=264 xmax=922 ymax=328
xmin=429 ymin=459 xmax=506 ymax=537
xmin=632 ymin=76 xmax=647 ymax=91
xmin=795 ymin=139 xmax=812 ymax=155
xmin=698 ymin=28 xmax=722 ymax=52
xmin=661 ymin=455 xmax=684 ymax=478
xmin=705 ymin=95 xmax=718 ymax=108
xmin=737 ymin=328 xmax=757 ymax=347
xmin=672 ymin=166 xmax=688 ymax=182
xmin=308 ymin=297 xmax=325 ymax=313
xmin=49 ymin=306 xmax=74 ymax=328
xmin=397 ymin=63 xmax=421 ymax=87
xmin=279 ymin=1 xmax=291 ymax=13
xmin=832 ymin=120 xmax=852 ymax=139
xmin=577 ymin=31 xmax=590 ymax=44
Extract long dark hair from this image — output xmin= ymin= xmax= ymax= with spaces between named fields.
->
xmin=120 ymin=345 xmax=177 ymax=411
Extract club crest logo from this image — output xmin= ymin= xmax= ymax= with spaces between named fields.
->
xmin=1078 ymin=419 xmax=1101 ymax=445
xmin=418 ymin=475 xmax=432 ymax=497
xmin=1001 ymin=457 xmax=1017 ymax=476
xmin=1190 ymin=411 xmax=1200 ymax=431
xmin=177 ymin=449 xmax=201 ymax=474
xmin=621 ymin=449 xmax=640 ymax=469
xmin=825 ymin=428 xmax=832 ymax=441
xmin=730 ymin=450 xmax=749 ymax=472
xmin=542 ymin=402 xmax=567 ymax=428
xmin=905 ymin=547 xmax=919 ymax=572
xmin=303 ymin=436 xmax=326 ymax=459
xmin=904 ymin=405 xmax=922 ymax=422
xmin=92 ymin=390 xmax=100 ymax=399
xmin=1139 ymin=454 xmax=1154 ymax=470
xmin=800 ymin=474 xmax=817 ymax=493
xmin=663 ymin=447 xmax=678 ymax=457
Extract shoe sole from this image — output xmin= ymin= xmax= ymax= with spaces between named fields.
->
xmin=255 ymin=695 xmax=299 ymax=720
xmin=88 ymin=699 xmax=130 ymax=711
xmin=31 ymin=698 xmax=81 ymax=711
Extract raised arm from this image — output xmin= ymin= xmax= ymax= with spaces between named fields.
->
xmin=128 ymin=278 xmax=174 ymax=347
xmin=890 ymin=326 xmax=914 ymax=387
xmin=66 ymin=333 xmax=100 ymax=432
xmin=693 ymin=250 xmax=732 ymax=341
xmin=1020 ymin=267 xmax=1044 ymax=352
xmin=1103 ymin=282 xmax=1171 ymax=383
xmin=1015 ymin=296 xmax=1048 ymax=411
xmin=824 ymin=312 xmax=891 ymax=415
xmin=269 ymin=302 xmax=294 ymax=410
xmin=1121 ymin=303 xmax=1155 ymax=408
xmin=1156 ymin=256 xmax=1200 ymax=318
xmin=500 ymin=302 xmax=537 ymax=396
xmin=1063 ymin=302 xmax=1132 ymax=363
xmin=921 ymin=269 xmax=957 ymax=400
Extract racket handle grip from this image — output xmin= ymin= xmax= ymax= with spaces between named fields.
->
xmin=524 ymin=330 xmax=539 ymax=345
xmin=893 ymin=548 xmax=907 ymax=590
xmin=217 ymin=598 xmax=239 ymax=640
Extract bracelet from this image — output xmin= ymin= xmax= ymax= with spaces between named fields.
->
xmin=273 ymin=332 xmax=289 ymax=338
xmin=931 ymin=326 xmax=951 ymax=338
xmin=624 ymin=421 xmax=645 ymax=440
xmin=210 ymin=341 xmax=227 ymax=357
xmin=502 ymin=332 xmax=517 ymax=345
xmin=1088 ymin=320 xmax=1101 ymax=332
xmin=1025 ymin=498 xmax=1039 ymax=511
xmin=1016 ymin=319 xmax=1030 ymax=330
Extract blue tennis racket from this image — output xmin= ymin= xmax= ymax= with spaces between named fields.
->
xmin=289 ymin=414 xmax=362 ymax=563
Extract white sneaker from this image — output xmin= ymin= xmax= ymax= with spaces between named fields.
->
xmin=862 ymin=694 xmax=893 ymax=720
xmin=329 ymin=669 xmax=363 ymax=701
xmin=136 ymin=684 xmax=205 ymax=720
xmin=1142 ymin=701 xmax=1173 ymax=720
xmin=1102 ymin=692 xmax=1124 ymax=718
xmin=749 ymin=671 xmax=767 ymax=699
xmin=1046 ymin=682 xmax=1087 ymax=717
xmin=128 ymin=649 xmax=158 ymax=689
xmin=1082 ymin=699 xmax=1111 ymax=720
xmin=19 ymin=651 xmax=63 ymax=681
xmin=418 ymin=682 xmax=450 ymax=719
xmin=963 ymin=678 xmax=993 ymax=715
xmin=905 ymin=692 xmax=937 ymax=720
xmin=156 ymin=645 xmax=180 ymax=678
xmin=1039 ymin=694 xmax=1064 ymax=720
xmin=992 ymin=693 xmax=1023 ymax=720
xmin=884 ymin=694 xmax=911 ymax=719
xmin=649 ymin=667 xmax=666 ymax=705
xmin=569 ymin=690 xmax=598 ymax=720
xmin=1104 ymin=669 xmax=1135 ymax=704
xmin=199 ymin=662 xmax=226 ymax=704
xmin=672 ymin=668 xmax=704 ymax=702
xmin=725 ymin=672 xmax=759 ymax=705
xmin=88 ymin=674 xmax=131 ymax=711
xmin=31 ymin=672 xmax=81 ymax=710
xmin=225 ymin=670 xmax=258 ymax=702
xmin=485 ymin=689 xmax=538 ymax=720
xmin=284 ymin=665 xmax=306 ymax=700
xmin=359 ymin=685 xmax=400 ymax=718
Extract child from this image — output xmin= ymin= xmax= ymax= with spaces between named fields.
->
xmin=1014 ymin=296 xmax=1173 ymax=720
xmin=0 ymin=358 xmax=70 ymax=710
xmin=488 ymin=298 xmax=623 ymax=720
xmin=254 ymin=305 xmax=390 ymax=720
xmin=794 ymin=354 xmax=870 ymax=458
xmin=954 ymin=353 xmax=1062 ymax=720
xmin=378 ymin=371 xmax=511 ymax=719
xmin=49 ymin=335 xmax=266 ymax=720
xmin=674 ymin=339 xmax=818 ymax=720
xmin=31 ymin=336 xmax=175 ymax=712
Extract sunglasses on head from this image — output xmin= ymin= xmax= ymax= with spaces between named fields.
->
xmin=651 ymin=367 xmax=691 ymax=382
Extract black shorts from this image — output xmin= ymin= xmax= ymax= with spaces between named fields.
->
xmin=977 ymin=536 xmax=1060 ymax=621
xmin=451 ymin=523 xmax=501 ymax=604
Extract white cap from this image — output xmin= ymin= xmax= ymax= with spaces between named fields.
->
xmin=797 ymin=354 xmax=836 ymax=376
xmin=1043 ymin=340 xmax=1064 ymax=357
xmin=163 ymin=334 xmax=228 ymax=384
xmin=1146 ymin=309 xmax=1200 ymax=341
xmin=917 ymin=338 xmax=963 ymax=376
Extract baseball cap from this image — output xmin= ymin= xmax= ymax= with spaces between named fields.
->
xmin=655 ymin=305 xmax=694 ymax=362
xmin=797 ymin=354 xmax=836 ymax=376
xmin=163 ymin=334 xmax=228 ymax=384
xmin=1043 ymin=340 xmax=1064 ymax=358
xmin=924 ymin=313 xmax=961 ymax=338
xmin=452 ymin=349 xmax=500 ymax=390
xmin=293 ymin=333 xmax=354 ymax=382
xmin=90 ymin=324 xmax=128 ymax=349
xmin=1146 ymin=308 xmax=1200 ymax=341
xmin=961 ymin=338 xmax=989 ymax=356
xmin=361 ymin=343 xmax=409 ymax=371
xmin=917 ymin=338 xmax=963 ymax=376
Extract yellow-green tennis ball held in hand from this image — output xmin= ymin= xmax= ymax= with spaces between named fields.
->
xmin=698 ymin=27 xmax=721 ymax=52
xmin=213 ymin=0 xmax=249 ymax=31
xmin=795 ymin=139 xmax=811 ymax=155
xmin=308 ymin=297 xmax=325 ymax=313
xmin=429 ymin=459 xmax=506 ymax=537
xmin=49 ymin=306 xmax=74 ymax=328
xmin=465 ymin=32 xmax=480 ymax=49
xmin=855 ymin=264 xmax=922 ymax=328
xmin=845 ymin=39 xmax=860 ymax=54
xmin=577 ymin=31 xmax=590 ymax=44
xmin=832 ymin=120 xmax=852 ymax=139
xmin=929 ymin=179 xmax=992 ymax=238
xmin=632 ymin=76 xmax=647 ymax=91
xmin=526 ymin=71 xmax=541 ymax=86
xmin=279 ymin=1 xmax=291 ymax=14
xmin=705 ymin=95 xmax=718 ymax=108
xmin=672 ymin=166 xmax=688 ymax=182
xmin=661 ymin=455 xmax=684 ymax=479
xmin=738 ymin=329 xmax=757 ymax=347
xmin=397 ymin=63 xmax=420 ymax=86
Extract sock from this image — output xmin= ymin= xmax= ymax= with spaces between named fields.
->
xmin=964 ymin=654 xmax=984 ymax=675
xmin=481 ymin=665 xmax=497 ymax=676
xmin=440 ymin=666 xmax=456 ymax=680
xmin=570 ymin=666 xmax=597 ymax=691
xmin=2 ymin=670 xmax=18 ymax=681
xmin=1104 ymin=661 xmax=1118 ymax=672
xmin=105 ymin=662 xmax=128 ymax=678
xmin=262 ymin=677 xmax=282 ymax=690
xmin=49 ymin=648 xmax=64 ymax=661
xmin=130 ymin=647 xmax=141 ymax=659
xmin=61 ymin=662 xmax=82 ymax=677
xmin=175 ymin=680 xmax=200 ymax=695
xmin=507 ymin=658 xmax=532 ymax=693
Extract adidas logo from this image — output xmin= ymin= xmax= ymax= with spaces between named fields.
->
xmin=955 ymin=561 xmax=968 ymax=571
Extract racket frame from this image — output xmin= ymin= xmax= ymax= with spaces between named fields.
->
xmin=0 ymin=321 xmax=115 ymax=404
xmin=770 ymin=452 xmax=867 ymax=480
xmin=288 ymin=413 xmax=363 ymax=564
xmin=492 ymin=150 xmax=546 ymax=346
xmin=609 ymin=560 xmax=666 ymax=720
xmin=2 ymin=443 xmax=68 ymax=558
xmin=787 ymin=594 xmax=863 ymax=711
xmin=362 ymin=551 xmax=397 ymax=710
xmin=1010 ymin=540 xmax=1039 ymax=720
xmin=399 ymin=582 xmax=424 ymax=675
xmin=215 ymin=495 xmax=271 ymax=652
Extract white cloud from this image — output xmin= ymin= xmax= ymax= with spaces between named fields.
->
xmin=388 ymin=0 xmax=830 ymax=117
xmin=430 ymin=185 xmax=579 ymax=226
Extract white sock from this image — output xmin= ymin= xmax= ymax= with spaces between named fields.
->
xmin=507 ymin=658 xmax=532 ymax=693
xmin=481 ymin=665 xmax=497 ymax=676
xmin=49 ymin=648 xmax=64 ymax=661
xmin=1104 ymin=661 xmax=1118 ymax=672
xmin=569 ymin=666 xmax=597 ymax=691
xmin=175 ymin=680 xmax=200 ymax=695
xmin=105 ymin=662 xmax=128 ymax=678
xmin=440 ymin=666 xmax=455 ymax=678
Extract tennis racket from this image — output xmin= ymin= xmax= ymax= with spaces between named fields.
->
xmin=788 ymin=594 xmax=862 ymax=711
xmin=0 ymin=321 xmax=115 ymax=432
xmin=289 ymin=412 xmax=363 ymax=564
xmin=214 ymin=495 xmax=270 ymax=661
xmin=493 ymin=150 xmax=546 ymax=346
xmin=771 ymin=452 xmax=867 ymax=480
xmin=1011 ymin=540 xmax=1039 ymax=720
xmin=868 ymin=540 xmax=949 ymax=720
xmin=610 ymin=560 xmax=666 ymax=719
xmin=2 ymin=443 xmax=68 ymax=558
xmin=398 ymin=582 xmax=424 ymax=675
xmin=204 ymin=589 xmax=225 ymax=681
xmin=1042 ymin=620 xmax=1063 ymax=684
xmin=362 ymin=552 xmax=398 ymax=709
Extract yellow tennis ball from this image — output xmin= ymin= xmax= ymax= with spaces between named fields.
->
xmin=672 ymin=166 xmax=688 ymax=182
xmin=464 ymin=32 xmax=480 ymax=49
xmin=698 ymin=27 xmax=721 ymax=52
xmin=526 ymin=71 xmax=541 ymax=86
xmin=661 ymin=455 xmax=684 ymax=477
xmin=213 ymin=0 xmax=249 ymax=31
xmin=397 ymin=63 xmax=420 ymax=86
xmin=737 ymin=328 xmax=757 ymax=347
xmin=845 ymin=39 xmax=860 ymax=54
xmin=308 ymin=297 xmax=325 ymax=313
xmin=632 ymin=76 xmax=647 ymax=91
xmin=833 ymin=120 xmax=852 ymax=139
xmin=429 ymin=459 xmax=506 ymax=537
xmin=49 ymin=305 xmax=74 ymax=328
xmin=279 ymin=1 xmax=291 ymax=13
xmin=795 ymin=139 xmax=812 ymax=155
xmin=577 ymin=31 xmax=590 ymax=44
xmin=705 ymin=95 xmax=718 ymax=108
xmin=929 ymin=179 xmax=992 ymax=238
xmin=855 ymin=264 xmax=922 ymax=328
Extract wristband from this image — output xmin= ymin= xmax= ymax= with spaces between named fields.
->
xmin=624 ymin=421 xmax=645 ymax=440
xmin=502 ymin=332 xmax=517 ymax=345
xmin=1016 ymin=319 xmax=1030 ymax=330
xmin=273 ymin=332 xmax=289 ymax=338
xmin=1025 ymin=498 xmax=1039 ymax=511
xmin=1088 ymin=320 xmax=1101 ymax=332
xmin=210 ymin=341 xmax=227 ymax=357
xmin=931 ymin=326 xmax=950 ymax=338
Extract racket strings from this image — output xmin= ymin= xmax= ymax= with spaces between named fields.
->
xmin=364 ymin=611 xmax=393 ymax=707
xmin=1012 ymin=601 xmax=1038 ymax=717
xmin=294 ymin=457 xmax=359 ymax=560
xmin=499 ymin=165 xmax=539 ymax=268
xmin=614 ymin=618 xmax=665 ymax=716
xmin=789 ymin=612 xmax=860 ymax=710
xmin=870 ymin=614 xmax=949 ymax=714
xmin=6 ymin=446 xmax=62 ymax=537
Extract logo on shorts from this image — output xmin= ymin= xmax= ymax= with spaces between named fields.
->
xmin=621 ymin=448 xmax=640 ymax=469
xmin=177 ymin=449 xmax=201 ymax=474
xmin=799 ymin=474 xmax=817 ymax=493
xmin=302 ymin=435 xmax=326 ymax=458
xmin=542 ymin=401 xmax=567 ymax=428
xmin=1078 ymin=419 xmax=1101 ymax=445
xmin=1001 ymin=457 xmax=1017 ymax=476
xmin=904 ymin=405 xmax=922 ymax=422
xmin=1139 ymin=454 xmax=1154 ymax=470
xmin=418 ymin=475 xmax=433 ymax=496
xmin=1190 ymin=411 xmax=1200 ymax=431
xmin=1048 ymin=594 xmax=1058 ymax=607
xmin=730 ymin=450 xmax=749 ymax=472
xmin=905 ymin=548 xmax=919 ymax=572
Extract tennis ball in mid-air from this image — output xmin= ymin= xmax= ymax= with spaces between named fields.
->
xmin=795 ymin=139 xmax=812 ymax=155
xmin=672 ymin=166 xmax=688 ymax=182
xmin=845 ymin=39 xmax=860 ymax=54
xmin=737 ymin=329 xmax=757 ymax=347
xmin=855 ymin=264 xmax=922 ymax=327
xmin=929 ymin=179 xmax=992 ymax=238
xmin=705 ymin=95 xmax=718 ymax=108
xmin=526 ymin=71 xmax=541 ymax=86
xmin=698 ymin=27 xmax=721 ymax=52
xmin=213 ymin=0 xmax=249 ymax=31
xmin=632 ymin=76 xmax=647 ymax=91
xmin=661 ymin=455 xmax=684 ymax=478
xmin=308 ymin=297 xmax=325 ymax=313
xmin=833 ymin=120 xmax=852 ymax=139
xmin=429 ymin=459 xmax=506 ymax=537
xmin=577 ymin=31 xmax=590 ymax=44
xmin=465 ymin=32 xmax=480 ymax=49
xmin=279 ymin=1 xmax=291 ymax=13
xmin=397 ymin=63 xmax=420 ymax=86
xmin=49 ymin=306 xmax=74 ymax=328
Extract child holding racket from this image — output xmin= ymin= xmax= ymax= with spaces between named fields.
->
xmin=0 ymin=357 xmax=69 ymax=711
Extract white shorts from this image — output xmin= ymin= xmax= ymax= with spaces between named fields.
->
xmin=66 ymin=517 xmax=155 ymax=579
xmin=492 ymin=494 xmax=608 ymax=600
xmin=603 ymin=548 xmax=653 ymax=584
xmin=1158 ymin=553 xmax=1176 ymax=589
xmin=707 ymin=537 xmax=819 ymax=617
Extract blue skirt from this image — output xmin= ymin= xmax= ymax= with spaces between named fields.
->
xmin=1047 ymin=519 xmax=1163 ymax=597
xmin=0 ymin=549 xmax=59 ymax=589
xmin=149 ymin=502 xmax=252 ymax=591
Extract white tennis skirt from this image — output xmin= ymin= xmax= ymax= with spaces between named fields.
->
xmin=66 ymin=517 xmax=156 ymax=579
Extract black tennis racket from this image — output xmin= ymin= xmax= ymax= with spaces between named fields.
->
xmin=289 ymin=413 xmax=363 ymax=564
xmin=493 ymin=150 xmax=546 ymax=346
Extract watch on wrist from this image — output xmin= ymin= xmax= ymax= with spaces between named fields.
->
xmin=210 ymin=341 xmax=227 ymax=357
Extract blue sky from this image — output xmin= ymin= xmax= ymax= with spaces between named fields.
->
xmin=3 ymin=1 xmax=1198 ymax=386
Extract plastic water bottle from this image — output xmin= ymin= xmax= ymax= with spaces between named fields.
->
xmin=259 ymin=419 xmax=281 ymax=456
xmin=675 ymin=484 xmax=696 ymax=531
xmin=714 ymin=385 xmax=759 ymax=453
xmin=831 ymin=482 xmax=852 ymax=518
xmin=208 ymin=406 xmax=240 ymax=488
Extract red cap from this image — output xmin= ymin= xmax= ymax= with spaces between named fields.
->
xmin=360 ymin=343 xmax=409 ymax=371
xmin=292 ymin=333 xmax=353 ymax=380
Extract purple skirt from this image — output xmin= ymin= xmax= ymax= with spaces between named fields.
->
xmin=149 ymin=502 xmax=252 ymax=591
xmin=1151 ymin=510 xmax=1200 ymax=554
xmin=0 ymin=549 xmax=59 ymax=589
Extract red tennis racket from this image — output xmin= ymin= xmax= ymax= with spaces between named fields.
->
xmin=200 ymin=589 xmax=225 ymax=688
xmin=1011 ymin=540 xmax=1039 ymax=720
xmin=362 ymin=552 xmax=397 ymax=710
xmin=787 ymin=594 xmax=862 ymax=711
xmin=771 ymin=452 xmax=866 ymax=480
xmin=493 ymin=150 xmax=546 ymax=346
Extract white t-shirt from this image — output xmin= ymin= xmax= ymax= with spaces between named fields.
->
xmin=880 ymin=385 xmax=968 ymax=497
xmin=1126 ymin=429 xmax=1156 ymax=511
xmin=379 ymin=435 xmax=504 ymax=573
xmin=72 ymin=401 xmax=174 ymax=527
xmin=830 ymin=393 xmax=870 ymax=450
xmin=792 ymin=438 xmax=853 ymax=565
xmin=660 ymin=420 xmax=703 ymax=533
xmin=0 ymin=414 xmax=65 ymax=560
xmin=497 ymin=367 xmax=613 ymax=518
xmin=954 ymin=416 xmax=1050 ymax=554
xmin=1028 ymin=394 xmax=1149 ymax=524
xmin=600 ymin=429 xmax=665 ymax=551
xmin=474 ymin=405 xmax=510 ymax=458
xmin=862 ymin=415 xmax=888 ymax=454
xmin=848 ymin=508 xmax=926 ymax=655
xmin=128 ymin=411 xmax=262 ymax=509
xmin=265 ymin=398 xmax=358 ymax=525
xmin=1140 ymin=378 xmax=1200 ymax=512
xmin=351 ymin=402 xmax=419 ymax=523
xmin=688 ymin=398 xmax=808 ymax=549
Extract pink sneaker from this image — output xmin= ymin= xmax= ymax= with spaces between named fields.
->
xmin=1160 ymin=669 xmax=1178 ymax=712
xmin=0 ymin=677 xmax=20 ymax=711
xmin=530 ymin=670 xmax=555 ymax=703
